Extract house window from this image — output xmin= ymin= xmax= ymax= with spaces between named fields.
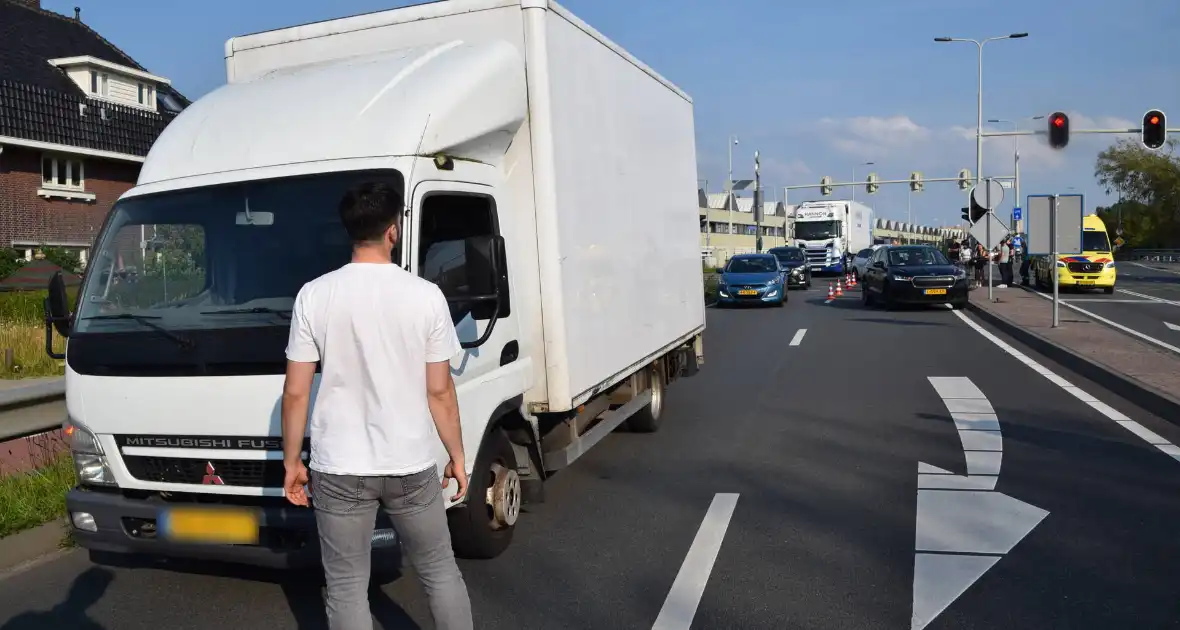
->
xmin=138 ymin=83 xmax=144 ymax=104
xmin=41 ymin=155 xmax=85 ymax=191
xmin=101 ymin=73 xmax=108 ymax=96
xmin=90 ymin=70 xmax=98 ymax=93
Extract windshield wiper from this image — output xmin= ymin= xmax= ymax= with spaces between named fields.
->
xmin=82 ymin=314 xmax=195 ymax=349
xmin=199 ymin=307 xmax=292 ymax=320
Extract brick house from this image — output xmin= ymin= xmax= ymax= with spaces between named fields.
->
xmin=0 ymin=0 xmax=187 ymax=264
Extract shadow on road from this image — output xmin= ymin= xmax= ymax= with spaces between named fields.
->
xmin=85 ymin=550 xmax=421 ymax=629
xmin=0 ymin=567 xmax=112 ymax=630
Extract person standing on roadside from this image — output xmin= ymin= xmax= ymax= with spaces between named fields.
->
xmin=998 ymin=236 xmax=1013 ymax=287
xmin=280 ymin=182 xmax=474 ymax=630
xmin=1019 ymin=237 xmax=1032 ymax=286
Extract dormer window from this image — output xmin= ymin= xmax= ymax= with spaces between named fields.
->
xmin=48 ymin=55 xmax=170 ymax=112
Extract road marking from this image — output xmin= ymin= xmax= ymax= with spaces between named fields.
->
xmin=1129 ymin=261 xmax=1180 ymax=276
xmin=1063 ymin=298 xmax=1168 ymax=303
xmin=953 ymin=310 xmax=1180 ymax=464
xmin=652 ymin=493 xmax=739 ymax=630
xmin=1117 ymin=288 xmax=1180 ymax=306
xmin=1025 ymin=290 xmax=1180 ymax=355
xmin=789 ymin=329 xmax=807 ymax=346
xmin=1167 ymin=322 xmax=1180 ymax=332
xmin=913 ymin=377 xmax=1048 ymax=630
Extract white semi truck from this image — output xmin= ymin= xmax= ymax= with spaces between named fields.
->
xmin=790 ymin=200 xmax=874 ymax=275
xmin=44 ymin=0 xmax=705 ymax=567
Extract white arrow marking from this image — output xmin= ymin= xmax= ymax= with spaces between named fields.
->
xmin=1166 ymin=322 xmax=1180 ymax=332
xmin=912 ymin=377 xmax=1049 ymax=630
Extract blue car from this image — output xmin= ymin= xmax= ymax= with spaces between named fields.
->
xmin=716 ymin=253 xmax=786 ymax=307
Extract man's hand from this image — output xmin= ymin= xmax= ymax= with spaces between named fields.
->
xmin=442 ymin=458 xmax=468 ymax=502
xmin=284 ymin=460 xmax=310 ymax=506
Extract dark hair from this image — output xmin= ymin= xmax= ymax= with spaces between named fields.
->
xmin=338 ymin=182 xmax=403 ymax=243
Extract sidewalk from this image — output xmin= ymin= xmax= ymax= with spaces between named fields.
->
xmin=967 ymin=287 xmax=1180 ymax=420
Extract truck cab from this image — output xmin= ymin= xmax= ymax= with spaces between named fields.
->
xmin=1031 ymin=214 xmax=1117 ymax=293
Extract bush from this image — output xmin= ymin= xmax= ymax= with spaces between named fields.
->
xmin=0 ymin=248 xmax=25 ymax=282
xmin=0 ymin=287 xmax=80 ymax=327
xmin=37 ymin=246 xmax=82 ymax=275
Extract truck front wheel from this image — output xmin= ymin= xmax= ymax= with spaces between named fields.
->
xmin=448 ymin=429 xmax=519 ymax=559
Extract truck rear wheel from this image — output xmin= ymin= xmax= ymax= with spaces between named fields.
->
xmin=626 ymin=368 xmax=665 ymax=433
xmin=448 ymin=429 xmax=519 ymax=559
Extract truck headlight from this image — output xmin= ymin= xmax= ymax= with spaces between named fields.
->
xmin=64 ymin=419 xmax=115 ymax=486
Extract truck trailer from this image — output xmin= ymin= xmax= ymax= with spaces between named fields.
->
xmin=45 ymin=0 xmax=705 ymax=566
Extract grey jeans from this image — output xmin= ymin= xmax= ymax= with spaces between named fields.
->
xmin=311 ymin=467 xmax=473 ymax=630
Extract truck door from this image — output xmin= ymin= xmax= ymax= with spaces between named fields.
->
xmin=408 ymin=181 xmax=528 ymax=488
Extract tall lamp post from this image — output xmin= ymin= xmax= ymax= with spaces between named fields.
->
xmin=727 ymin=135 xmax=739 ymax=236
xmin=934 ymin=33 xmax=1028 ymax=188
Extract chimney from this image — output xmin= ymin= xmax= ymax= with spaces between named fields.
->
xmin=74 ymin=6 xmax=81 ymax=20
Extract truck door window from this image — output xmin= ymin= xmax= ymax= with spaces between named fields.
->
xmin=417 ymin=193 xmax=509 ymax=320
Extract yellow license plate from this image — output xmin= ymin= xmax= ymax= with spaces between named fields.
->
xmin=924 ymin=289 xmax=947 ymax=295
xmin=160 ymin=507 xmax=259 ymax=544
xmin=737 ymin=290 xmax=758 ymax=296
xmin=1078 ymin=281 xmax=1094 ymax=285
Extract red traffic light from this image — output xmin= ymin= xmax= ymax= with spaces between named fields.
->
xmin=1143 ymin=109 xmax=1166 ymax=150
xmin=1048 ymin=112 xmax=1070 ymax=149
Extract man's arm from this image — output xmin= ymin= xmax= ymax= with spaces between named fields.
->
xmin=282 ymin=361 xmax=317 ymax=466
xmin=426 ymin=361 xmax=463 ymax=467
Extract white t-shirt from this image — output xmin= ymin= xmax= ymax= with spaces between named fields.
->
xmin=285 ymin=262 xmax=461 ymax=476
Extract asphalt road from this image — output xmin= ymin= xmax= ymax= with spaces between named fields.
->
xmin=1024 ymin=261 xmax=1180 ymax=353
xmin=3 ymin=284 xmax=1180 ymax=629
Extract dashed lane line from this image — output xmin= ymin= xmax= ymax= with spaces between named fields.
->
xmin=953 ymin=310 xmax=1180 ymax=464
xmin=789 ymin=329 xmax=807 ymax=346
xmin=652 ymin=493 xmax=740 ymax=630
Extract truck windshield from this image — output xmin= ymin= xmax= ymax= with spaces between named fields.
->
xmin=68 ymin=170 xmax=403 ymax=376
xmin=1082 ymin=231 xmax=1111 ymax=252
xmin=794 ymin=221 xmax=840 ymax=240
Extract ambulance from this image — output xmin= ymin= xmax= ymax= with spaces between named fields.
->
xmin=1032 ymin=214 xmax=1116 ymax=293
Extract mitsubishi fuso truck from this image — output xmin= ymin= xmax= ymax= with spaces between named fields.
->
xmin=43 ymin=0 xmax=705 ymax=567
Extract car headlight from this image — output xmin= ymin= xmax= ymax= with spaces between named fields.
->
xmin=1105 ymin=261 xmax=1116 ymax=269
xmin=1056 ymin=260 xmax=1066 ymax=268
xmin=64 ymin=419 xmax=115 ymax=486
xmin=892 ymin=275 xmax=911 ymax=282
xmin=791 ymin=267 xmax=803 ymax=275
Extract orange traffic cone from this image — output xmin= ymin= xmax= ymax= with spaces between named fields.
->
xmin=827 ymin=283 xmax=834 ymax=300
xmin=845 ymin=273 xmax=852 ymax=286
xmin=835 ymin=280 xmax=844 ymax=297
xmin=850 ymin=274 xmax=857 ymax=287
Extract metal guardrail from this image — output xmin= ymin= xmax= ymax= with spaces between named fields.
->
xmin=0 ymin=378 xmax=65 ymax=442
xmin=1123 ymin=249 xmax=1180 ymax=263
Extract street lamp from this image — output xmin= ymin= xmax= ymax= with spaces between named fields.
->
xmin=934 ymin=33 xmax=1028 ymax=188
xmin=727 ymin=135 xmax=739 ymax=236
xmin=851 ymin=161 xmax=873 ymax=202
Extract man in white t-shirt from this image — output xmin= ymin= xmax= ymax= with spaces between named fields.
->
xmin=280 ymin=182 xmax=473 ymax=630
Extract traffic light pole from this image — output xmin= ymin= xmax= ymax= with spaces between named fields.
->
xmin=782 ymin=175 xmax=1014 ymax=203
xmin=1050 ymin=195 xmax=1059 ymax=328
xmin=982 ymin=128 xmax=1180 ymax=137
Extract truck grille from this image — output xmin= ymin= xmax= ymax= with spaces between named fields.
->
xmin=1067 ymin=262 xmax=1102 ymax=273
xmin=804 ymin=247 xmax=829 ymax=266
xmin=122 ymin=456 xmax=283 ymax=487
xmin=912 ymin=276 xmax=956 ymax=288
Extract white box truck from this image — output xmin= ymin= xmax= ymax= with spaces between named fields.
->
xmin=790 ymin=200 xmax=874 ymax=274
xmin=45 ymin=0 xmax=705 ymax=566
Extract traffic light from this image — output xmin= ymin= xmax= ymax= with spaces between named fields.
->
xmin=820 ymin=175 xmax=833 ymax=196
xmin=957 ymin=169 xmax=971 ymax=190
xmin=1048 ymin=112 xmax=1069 ymax=149
xmin=866 ymin=172 xmax=879 ymax=194
xmin=1142 ymin=109 xmax=1166 ymax=150
xmin=961 ymin=206 xmax=970 ymax=222
xmin=910 ymin=171 xmax=924 ymax=192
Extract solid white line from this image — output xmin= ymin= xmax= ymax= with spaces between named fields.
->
xmin=1118 ymin=288 xmax=1180 ymax=307
xmin=789 ymin=329 xmax=807 ymax=346
xmin=1064 ymin=298 xmax=1167 ymax=303
xmin=1129 ymin=261 xmax=1180 ymax=276
xmin=953 ymin=310 xmax=1180 ymax=464
xmin=1025 ymin=290 xmax=1180 ymax=354
xmin=652 ymin=493 xmax=740 ymax=630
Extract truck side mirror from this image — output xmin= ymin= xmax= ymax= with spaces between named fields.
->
xmin=46 ymin=271 xmax=72 ymax=338
xmin=446 ymin=234 xmax=507 ymax=350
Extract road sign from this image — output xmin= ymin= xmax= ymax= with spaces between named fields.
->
xmin=1114 ymin=236 xmax=1125 ymax=248
xmin=1012 ymin=207 xmax=1022 ymax=221
xmin=999 ymin=180 xmax=1013 ymax=189
xmin=1026 ymin=194 xmax=1083 ymax=255
xmin=968 ymin=212 xmax=1010 ymax=249
xmin=970 ymin=179 xmax=1005 ymax=210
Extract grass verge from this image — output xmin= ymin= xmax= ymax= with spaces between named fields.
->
xmin=0 ymin=322 xmax=64 ymax=379
xmin=0 ymin=452 xmax=75 ymax=539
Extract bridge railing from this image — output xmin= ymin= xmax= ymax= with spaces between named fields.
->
xmin=1121 ymin=249 xmax=1180 ymax=263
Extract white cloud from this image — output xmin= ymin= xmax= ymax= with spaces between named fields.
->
xmin=817 ymin=115 xmax=932 ymax=160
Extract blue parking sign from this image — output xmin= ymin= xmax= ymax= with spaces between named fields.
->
xmin=1013 ymin=206 xmax=1022 ymax=221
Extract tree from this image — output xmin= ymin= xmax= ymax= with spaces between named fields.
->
xmin=0 ymin=247 xmax=25 ymax=281
xmin=1094 ymin=138 xmax=1180 ymax=249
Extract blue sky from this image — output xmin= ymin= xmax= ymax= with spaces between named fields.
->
xmin=47 ymin=0 xmax=1179 ymax=228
